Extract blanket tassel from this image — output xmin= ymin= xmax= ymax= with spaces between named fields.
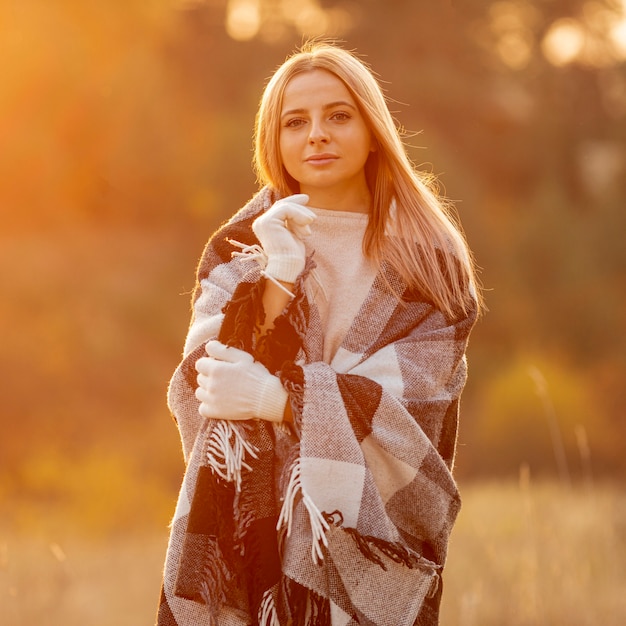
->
xmin=277 ymin=458 xmax=329 ymax=564
xmin=343 ymin=528 xmax=441 ymax=598
xmin=206 ymin=421 xmax=258 ymax=491
xmin=258 ymin=589 xmax=280 ymax=626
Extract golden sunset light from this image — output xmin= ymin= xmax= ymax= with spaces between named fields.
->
xmin=1 ymin=2 xmax=624 ymax=625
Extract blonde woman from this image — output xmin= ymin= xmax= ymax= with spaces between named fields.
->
xmin=157 ymin=41 xmax=480 ymax=626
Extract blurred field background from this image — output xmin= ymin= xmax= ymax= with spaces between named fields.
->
xmin=1 ymin=0 xmax=625 ymax=624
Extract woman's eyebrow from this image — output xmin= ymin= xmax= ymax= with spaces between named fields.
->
xmin=281 ymin=100 xmax=357 ymax=119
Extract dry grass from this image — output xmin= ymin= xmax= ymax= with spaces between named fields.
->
xmin=0 ymin=532 xmax=168 ymax=626
xmin=1 ymin=480 xmax=624 ymax=625
xmin=441 ymin=478 xmax=626 ymax=626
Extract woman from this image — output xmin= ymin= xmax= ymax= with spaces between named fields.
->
xmin=157 ymin=41 xmax=480 ymax=626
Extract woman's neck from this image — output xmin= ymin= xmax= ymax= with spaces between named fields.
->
xmin=302 ymin=185 xmax=371 ymax=214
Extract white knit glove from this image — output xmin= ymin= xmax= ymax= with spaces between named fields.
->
xmin=195 ymin=340 xmax=288 ymax=423
xmin=252 ymin=194 xmax=316 ymax=283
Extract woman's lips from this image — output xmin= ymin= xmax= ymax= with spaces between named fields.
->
xmin=305 ymin=154 xmax=338 ymax=165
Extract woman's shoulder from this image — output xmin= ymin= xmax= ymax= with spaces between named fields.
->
xmin=194 ymin=186 xmax=279 ymax=279
xmin=225 ymin=185 xmax=278 ymax=228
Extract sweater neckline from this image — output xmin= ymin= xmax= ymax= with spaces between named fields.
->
xmin=309 ymin=206 xmax=369 ymax=220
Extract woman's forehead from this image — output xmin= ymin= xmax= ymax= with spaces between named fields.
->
xmin=281 ymin=69 xmax=355 ymax=109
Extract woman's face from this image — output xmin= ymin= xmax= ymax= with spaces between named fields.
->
xmin=279 ymin=69 xmax=374 ymax=206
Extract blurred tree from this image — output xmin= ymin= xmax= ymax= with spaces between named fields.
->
xmin=1 ymin=0 xmax=624 ymax=491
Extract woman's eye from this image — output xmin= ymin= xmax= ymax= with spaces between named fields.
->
xmin=285 ymin=118 xmax=305 ymax=128
xmin=331 ymin=111 xmax=351 ymax=122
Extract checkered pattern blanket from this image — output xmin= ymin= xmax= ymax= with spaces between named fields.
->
xmin=156 ymin=187 xmax=477 ymax=626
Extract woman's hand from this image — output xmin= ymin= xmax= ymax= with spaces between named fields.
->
xmin=252 ymin=194 xmax=316 ymax=283
xmin=195 ymin=340 xmax=288 ymax=422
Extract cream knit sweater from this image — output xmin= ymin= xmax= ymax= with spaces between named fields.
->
xmin=304 ymin=207 xmax=377 ymax=364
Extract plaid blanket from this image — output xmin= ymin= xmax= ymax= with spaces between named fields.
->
xmin=156 ymin=187 xmax=477 ymax=626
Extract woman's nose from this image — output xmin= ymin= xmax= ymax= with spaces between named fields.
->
xmin=308 ymin=120 xmax=329 ymax=144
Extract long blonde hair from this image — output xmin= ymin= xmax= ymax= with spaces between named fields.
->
xmin=254 ymin=41 xmax=481 ymax=318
